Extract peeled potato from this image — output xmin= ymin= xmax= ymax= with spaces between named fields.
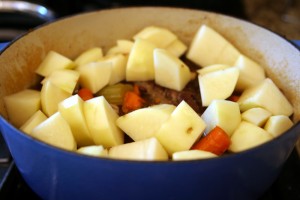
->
xmin=154 ymin=48 xmax=191 ymax=91
xmin=4 ymin=89 xmax=41 ymax=127
xmin=198 ymin=67 xmax=239 ymax=106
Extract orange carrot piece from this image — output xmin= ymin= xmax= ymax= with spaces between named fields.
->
xmin=122 ymin=91 xmax=145 ymax=114
xmin=192 ymin=126 xmax=231 ymax=156
xmin=78 ymin=88 xmax=94 ymax=101
xmin=228 ymin=95 xmax=240 ymax=102
xmin=133 ymin=84 xmax=141 ymax=96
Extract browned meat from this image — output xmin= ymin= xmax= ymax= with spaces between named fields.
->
xmin=135 ymin=80 xmax=204 ymax=114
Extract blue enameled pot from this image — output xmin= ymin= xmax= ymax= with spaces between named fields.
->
xmin=0 ymin=7 xmax=299 ymax=200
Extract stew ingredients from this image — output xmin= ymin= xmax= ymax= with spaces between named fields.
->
xmin=4 ymin=25 xmax=294 ymax=161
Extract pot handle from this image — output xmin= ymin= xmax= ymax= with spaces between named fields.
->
xmin=291 ymin=40 xmax=300 ymax=49
xmin=0 ymin=42 xmax=9 ymax=51
xmin=0 ymin=1 xmax=55 ymax=21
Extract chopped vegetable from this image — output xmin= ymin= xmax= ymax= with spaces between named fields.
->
xmin=191 ymin=126 xmax=231 ymax=156
xmin=78 ymin=88 xmax=94 ymax=101
xmin=133 ymin=84 xmax=141 ymax=96
xmin=98 ymin=83 xmax=133 ymax=105
xmin=5 ymin=24 xmax=295 ymax=161
xmin=122 ymin=91 xmax=145 ymax=114
xmin=228 ymin=95 xmax=240 ymax=102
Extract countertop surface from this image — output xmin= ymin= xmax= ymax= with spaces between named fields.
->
xmin=243 ymin=0 xmax=300 ymax=40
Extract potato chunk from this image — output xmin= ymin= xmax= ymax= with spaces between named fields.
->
xmin=41 ymin=69 xmax=80 ymax=94
xmin=154 ymin=48 xmax=191 ymax=91
xmin=238 ymin=78 xmax=293 ymax=116
xmin=133 ymin=26 xmax=177 ymax=48
xmin=20 ymin=110 xmax=47 ymax=134
xmin=155 ymin=101 xmax=206 ymax=155
xmin=35 ymin=51 xmax=75 ymax=77
xmin=74 ymin=47 xmax=103 ymax=66
xmin=117 ymin=104 xmax=175 ymax=141
xmin=229 ymin=121 xmax=273 ymax=152
xmin=59 ymin=95 xmax=94 ymax=147
xmin=109 ymin=137 xmax=168 ymax=161
xmin=198 ymin=67 xmax=239 ymax=106
xmin=31 ymin=112 xmax=77 ymax=151
xmin=264 ymin=115 xmax=293 ymax=137
xmin=172 ymin=150 xmax=217 ymax=161
xmin=41 ymin=80 xmax=71 ymax=117
xmin=187 ymin=25 xmax=240 ymax=67
xmin=234 ymin=55 xmax=266 ymax=91
xmin=201 ymin=100 xmax=241 ymax=137
xmin=165 ymin=39 xmax=187 ymax=57
xmin=84 ymin=96 xmax=124 ymax=148
xmin=4 ymin=89 xmax=41 ymax=127
xmin=106 ymin=40 xmax=133 ymax=56
xmin=126 ymin=39 xmax=156 ymax=81
xmin=100 ymin=54 xmax=127 ymax=85
xmin=77 ymin=61 xmax=112 ymax=93
xmin=77 ymin=145 xmax=108 ymax=157
xmin=241 ymin=107 xmax=272 ymax=127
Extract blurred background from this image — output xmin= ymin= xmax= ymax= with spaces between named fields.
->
xmin=244 ymin=0 xmax=300 ymax=40
xmin=0 ymin=0 xmax=299 ymax=42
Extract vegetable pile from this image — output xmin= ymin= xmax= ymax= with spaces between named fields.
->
xmin=4 ymin=25 xmax=294 ymax=161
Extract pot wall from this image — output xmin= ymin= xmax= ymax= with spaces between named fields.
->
xmin=1 ymin=117 xmax=299 ymax=200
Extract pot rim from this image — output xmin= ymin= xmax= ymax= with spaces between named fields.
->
xmin=1 ymin=114 xmax=299 ymax=164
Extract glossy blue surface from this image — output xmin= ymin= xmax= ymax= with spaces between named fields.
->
xmin=292 ymin=40 xmax=300 ymax=47
xmin=0 ymin=43 xmax=9 ymax=53
xmin=1 ymin=116 xmax=299 ymax=200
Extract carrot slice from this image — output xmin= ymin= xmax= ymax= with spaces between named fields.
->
xmin=133 ymin=84 xmax=141 ymax=96
xmin=192 ymin=126 xmax=231 ymax=156
xmin=228 ymin=95 xmax=240 ymax=102
xmin=78 ymin=88 xmax=94 ymax=101
xmin=122 ymin=91 xmax=145 ymax=114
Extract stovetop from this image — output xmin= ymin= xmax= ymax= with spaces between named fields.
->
xmin=0 ymin=1 xmax=300 ymax=199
